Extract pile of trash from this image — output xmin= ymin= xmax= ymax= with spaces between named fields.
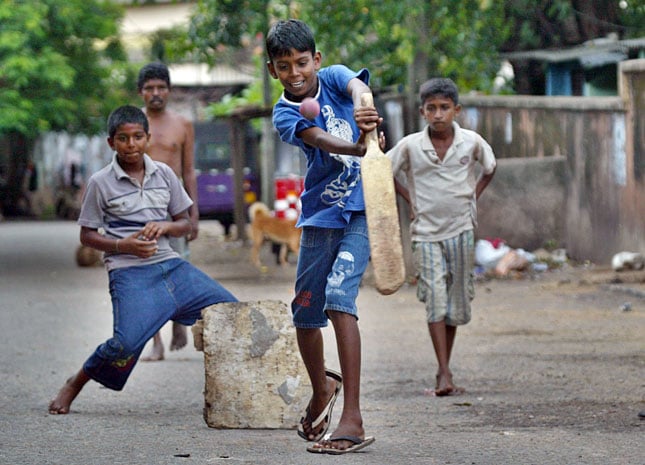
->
xmin=475 ymin=238 xmax=644 ymax=279
xmin=474 ymin=238 xmax=566 ymax=278
xmin=611 ymin=251 xmax=644 ymax=272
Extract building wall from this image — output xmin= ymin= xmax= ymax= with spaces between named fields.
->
xmin=453 ymin=59 xmax=645 ymax=264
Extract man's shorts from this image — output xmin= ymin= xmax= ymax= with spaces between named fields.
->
xmin=291 ymin=212 xmax=370 ymax=329
xmin=413 ymin=230 xmax=475 ymax=326
xmin=169 ymin=235 xmax=190 ymax=260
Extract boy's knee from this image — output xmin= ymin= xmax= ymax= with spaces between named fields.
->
xmin=103 ymin=336 xmax=138 ymax=360
xmin=326 ymin=308 xmax=357 ymax=323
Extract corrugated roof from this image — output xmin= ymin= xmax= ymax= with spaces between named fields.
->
xmin=169 ymin=63 xmax=255 ymax=87
xmin=502 ymin=36 xmax=645 ymax=66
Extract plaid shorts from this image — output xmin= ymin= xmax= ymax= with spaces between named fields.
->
xmin=413 ymin=230 xmax=475 ymax=326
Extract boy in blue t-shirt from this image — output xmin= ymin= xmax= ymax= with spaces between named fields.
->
xmin=266 ymin=19 xmax=379 ymax=455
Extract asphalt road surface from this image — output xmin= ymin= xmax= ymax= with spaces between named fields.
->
xmin=1 ymin=220 xmax=643 ymax=465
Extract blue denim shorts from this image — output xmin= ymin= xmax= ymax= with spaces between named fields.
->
xmin=291 ymin=212 xmax=370 ymax=328
xmin=83 ymin=258 xmax=237 ymax=390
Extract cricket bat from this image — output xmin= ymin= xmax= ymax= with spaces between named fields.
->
xmin=359 ymin=92 xmax=406 ymax=295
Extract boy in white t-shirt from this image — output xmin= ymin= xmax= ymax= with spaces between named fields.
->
xmin=387 ymin=78 xmax=496 ymax=396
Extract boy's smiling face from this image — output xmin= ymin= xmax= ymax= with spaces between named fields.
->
xmin=267 ymin=48 xmax=321 ymax=101
xmin=108 ymin=123 xmax=150 ymax=168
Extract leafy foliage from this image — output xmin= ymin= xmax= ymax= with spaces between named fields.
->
xmin=186 ymin=0 xmax=509 ymax=101
xmin=501 ymin=0 xmax=639 ymax=51
xmin=187 ymin=0 xmax=273 ymax=66
xmin=174 ymin=1 xmax=642 ymax=102
xmin=0 ymin=0 xmax=133 ymax=137
xmin=618 ymin=0 xmax=645 ymax=39
xmin=208 ymin=57 xmax=282 ymax=117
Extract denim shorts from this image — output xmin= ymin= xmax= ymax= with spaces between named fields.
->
xmin=83 ymin=258 xmax=237 ymax=390
xmin=413 ymin=230 xmax=475 ymax=326
xmin=292 ymin=212 xmax=370 ymax=328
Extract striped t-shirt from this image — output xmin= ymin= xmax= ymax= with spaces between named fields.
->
xmin=78 ymin=153 xmax=192 ymax=271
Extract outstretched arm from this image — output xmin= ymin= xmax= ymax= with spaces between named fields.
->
xmin=348 ymin=78 xmax=381 ymax=134
xmin=299 ymin=126 xmax=369 ymax=157
xmin=299 ymin=77 xmax=381 ymax=157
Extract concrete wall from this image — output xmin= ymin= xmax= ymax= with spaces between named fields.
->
xmin=452 ymin=59 xmax=644 ymax=264
xmin=476 ymin=156 xmax=567 ymax=252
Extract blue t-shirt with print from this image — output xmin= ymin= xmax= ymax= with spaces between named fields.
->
xmin=272 ymin=64 xmax=369 ymax=228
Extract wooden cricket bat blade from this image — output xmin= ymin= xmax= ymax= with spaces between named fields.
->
xmin=360 ymin=93 xmax=406 ymax=295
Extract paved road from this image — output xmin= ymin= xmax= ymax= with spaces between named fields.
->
xmin=1 ymin=220 xmax=643 ymax=465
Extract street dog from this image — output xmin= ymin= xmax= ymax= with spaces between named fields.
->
xmin=248 ymin=202 xmax=301 ymax=269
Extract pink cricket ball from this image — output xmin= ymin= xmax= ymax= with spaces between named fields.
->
xmin=299 ymin=97 xmax=320 ymax=120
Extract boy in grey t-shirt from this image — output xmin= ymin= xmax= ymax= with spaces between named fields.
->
xmin=48 ymin=105 xmax=237 ymax=414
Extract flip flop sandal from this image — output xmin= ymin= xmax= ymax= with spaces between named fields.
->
xmin=297 ymin=369 xmax=342 ymax=441
xmin=307 ymin=435 xmax=376 ymax=454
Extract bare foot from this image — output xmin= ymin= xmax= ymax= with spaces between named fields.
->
xmin=49 ymin=371 xmax=89 ymax=414
xmin=431 ymin=372 xmax=465 ymax=397
xmin=141 ymin=333 xmax=164 ymax=362
xmin=425 ymin=385 xmax=465 ymax=397
xmin=169 ymin=322 xmax=188 ymax=351
xmin=434 ymin=371 xmax=455 ymax=396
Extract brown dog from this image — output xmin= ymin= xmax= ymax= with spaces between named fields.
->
xmin=248 ymin=202 xmax=301 ymax=269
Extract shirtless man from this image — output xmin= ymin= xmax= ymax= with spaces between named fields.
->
xmin=137 ymin=62 xmax=199 ymax=361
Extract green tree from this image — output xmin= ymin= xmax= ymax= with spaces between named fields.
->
xmin=302 ymin=1 xmax=509 ymax=93
xmin=0 ymin=0 xmax=131 ymax=215
xmin=185 ymin=0 xmax=509 ymax=104
xmin=299 ymin=0 xmax=509 ymax=132
xmin=182 ymin=0 xmax=510 ymax=142
xmin=186 ymin=0 xmax=274 ymax=67
xmin=185 ymin=0 xmax=285 ymax=115
xmin=618 ymin=0 xmax=645 ymax=39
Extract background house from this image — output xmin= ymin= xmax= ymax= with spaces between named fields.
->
xmin=120 ymin=0 xmax=255 ymax=120
xmin=504 ymin=35 xmax=645 ymax=96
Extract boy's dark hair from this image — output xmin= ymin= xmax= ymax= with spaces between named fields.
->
xmin=137 ymin=62 xmax=171 ymax=92
xmin=419 ymin=78 xmax=459 ymax=105
xmin=266 ymin=19 xmax=316 ymax=60
xmin=107 ymin=105 xmax=149 ymax=138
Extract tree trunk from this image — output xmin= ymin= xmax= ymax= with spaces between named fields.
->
xmin=405 ymin=4 xmax=429 ymax=134
xmin=572 ymin=0 xmax=619 ymax=41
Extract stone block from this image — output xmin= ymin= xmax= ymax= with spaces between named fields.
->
xmin=194 ymin=300 xmax=311 ymax=429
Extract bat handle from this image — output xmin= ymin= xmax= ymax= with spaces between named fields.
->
xmin=360 ymin=92 xmax=374 ymax=107
xmin=359 ymin=93 xmax=379 ymax=145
